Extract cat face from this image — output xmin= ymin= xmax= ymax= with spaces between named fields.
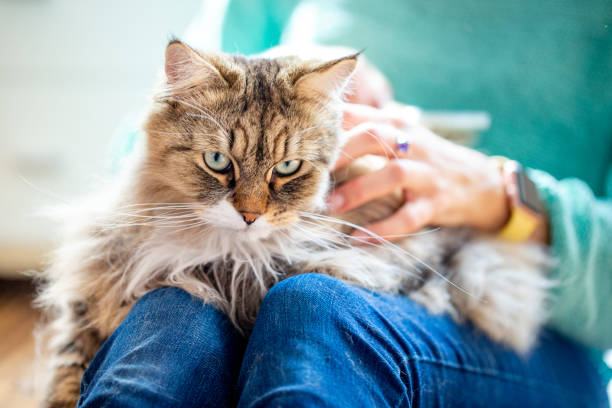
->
xmin=143 ymin=41 xmax=357 ymax=240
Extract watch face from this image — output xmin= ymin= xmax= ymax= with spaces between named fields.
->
xmin=516 ymin=167 xmax=545 ymax=214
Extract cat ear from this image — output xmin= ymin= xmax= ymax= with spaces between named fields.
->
xmin=295 ymin=54 xmax=359 ymax=100
xmin=165 ymin=40 xmax=226 ymax=87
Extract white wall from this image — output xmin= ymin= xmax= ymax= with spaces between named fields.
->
xmin=0 ymin=0 xmax=206 ymax=274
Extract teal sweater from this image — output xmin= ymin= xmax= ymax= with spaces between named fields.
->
xmin=219 ymin=0 xmax=612 ymax=350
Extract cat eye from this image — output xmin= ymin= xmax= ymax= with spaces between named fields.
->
xmin=203 ymin=152 xmax=232 ymax=173
xmin=274 ymin=160 xmax=302 ymax=177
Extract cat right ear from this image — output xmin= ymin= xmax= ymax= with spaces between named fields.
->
xmin=165 ymin=40 xmax=226 ymax=87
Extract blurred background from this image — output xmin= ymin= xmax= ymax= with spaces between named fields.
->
xmin=0 ymin=0 xmax=219 ymax=276
xmin=0 ymin=1 xmax=221 ymax=405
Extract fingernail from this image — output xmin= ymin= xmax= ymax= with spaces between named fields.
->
xmin=326 ymin=193 xmax=345 ymax=212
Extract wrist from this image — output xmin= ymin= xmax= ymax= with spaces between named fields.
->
xmin=485 ymin=159 xmax=512 ymax=231
xmin=466 ymin=156 xmax=510 ymax=231
xmin=491 ymin=157 xmax=548 ymax=243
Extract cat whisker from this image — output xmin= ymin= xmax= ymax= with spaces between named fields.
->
xmin=113 ymin=202 xmax=199 ymax=211
xmin=291 ymin=223 xmax=347 ymax=251
xmin=95 ymin=222 xmax=199 ymax=231
xmin=339 ymin=120 xmax=400 ymax=162
xmin=18 ymin=174 xmax=71 ymax=205
xmin=292 ymin=219 xmax=383 ymax=257
xmin=106 ymin=208 xmax=199 ymax=221
xmin=298 ymin=212 xmax=440 ymax=240
xmin=113 ymin=212 xmax=199 ymax=221
xmin=113 ymin=208 xmax=195 ymax=216
xmin=289 ymin=221 xmax=425 ymax=285
xmin=298 ymin=211 xmax=474 ymax=298
xmin=94 ymin=214 xmax=206 ymax=231
xmin=167 ymin=220 xmax=211 ymax=234
xmin=364 ymin=129 xmax=399 ymax=161
xmin=298 ymin=211 xmax=435 ymax=262
xmin=300 ymin=215 xmax=441 ymax=240
xmin=368 ymin=228 xmax=442 ymax=239
xmin=115 ymin=202 xmax=196 ymax=207
xmin=111 ymin=209 xmax=196 ymax=216
xmin=293 ymin=219 xmax=421 ymax=276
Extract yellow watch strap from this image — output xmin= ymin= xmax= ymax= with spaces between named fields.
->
xmin=491 ymin=156 xmax=540 ymax=242
xmin=497 ymin=207 xmax=539 ymax=242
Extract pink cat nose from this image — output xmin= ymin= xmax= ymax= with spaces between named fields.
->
xmin=240 ymin=212 xmax=260 ymax=225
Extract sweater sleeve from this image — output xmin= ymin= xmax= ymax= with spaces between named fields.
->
xmin=221 ymin=0 xmax=300 ymax=54
xmin=529 ymin=168 xmax=612 ymax=350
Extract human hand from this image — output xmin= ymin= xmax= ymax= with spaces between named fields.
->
xmin=345 ymin=57 xmax=392 ymax=107
xmin=328 ymin=104 xmax=510 ymax=242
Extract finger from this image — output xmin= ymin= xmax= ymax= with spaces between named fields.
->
xmin=327 ymin=160 xmax=432 ymax=213
xmin=350 ymin=199 xmax=434 ymax=244
xmin=342 ymin=104 xmax=390 ymax=130
xmin=342 ymin=102 xmax=421 ymax=130
xmin=344 ymin=76 xmax=392 ymax=108
xmin=333 ymin=122 xmax=413 ymax=171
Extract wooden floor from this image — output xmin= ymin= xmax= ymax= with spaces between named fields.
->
xmin=0 ymin=280 xmax=42 ymax=408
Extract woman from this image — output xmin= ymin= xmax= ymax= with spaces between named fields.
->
xmin=78 ymin=0 xmax=611 ymax=406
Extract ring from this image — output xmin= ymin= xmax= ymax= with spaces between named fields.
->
xmin=396 ymin=133 xmax=410 ymax=154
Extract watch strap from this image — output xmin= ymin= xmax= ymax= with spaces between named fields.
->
xmin=491 ymin=156 xmax=542 ymax=242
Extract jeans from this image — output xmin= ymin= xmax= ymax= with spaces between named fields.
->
xmin=78 ymin=273 xmax=609 ymax=407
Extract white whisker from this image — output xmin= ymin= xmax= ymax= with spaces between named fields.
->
xmin=298 ymin=211 xmax=473 ymax=297
xmin=365 ymin=129 xmax=399 ymax=161
xmin=18 ymin=174 xmax=70 ymax=205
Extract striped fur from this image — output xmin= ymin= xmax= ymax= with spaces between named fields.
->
xmin=36 ymin=41 xmax=551 ymax=407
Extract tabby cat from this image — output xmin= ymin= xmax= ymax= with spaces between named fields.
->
xmin=37 ymin=40 xmax=550 ymax=407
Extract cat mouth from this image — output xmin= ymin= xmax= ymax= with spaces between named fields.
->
xmin=211 ymin=222 xmax=273 ymax=241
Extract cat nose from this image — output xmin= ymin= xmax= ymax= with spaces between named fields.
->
xmin=240 ymin=212 xmax=260 ymax=225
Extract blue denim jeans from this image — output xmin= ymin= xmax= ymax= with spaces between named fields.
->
xmin=78 ymin=273 xmax=609 ymax=407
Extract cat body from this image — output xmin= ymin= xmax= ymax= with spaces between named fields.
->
xmin=38 ymin=41 xmax=550 ymax=407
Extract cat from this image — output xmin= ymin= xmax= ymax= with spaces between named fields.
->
xmin=36 ymin=40 xmax=551 ymax=407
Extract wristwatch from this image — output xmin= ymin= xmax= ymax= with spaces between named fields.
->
xmin=492 ymin=157 xmax=546 ymax=242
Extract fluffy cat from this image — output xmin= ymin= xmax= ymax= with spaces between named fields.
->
xmin=37 ymin=40 xmax=551 ymax=407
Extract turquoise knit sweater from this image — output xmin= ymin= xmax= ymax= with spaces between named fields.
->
xmin=219 ymin=0 xmax=612 ymax=350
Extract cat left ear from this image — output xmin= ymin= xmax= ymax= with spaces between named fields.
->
xmin=165 ymin=40 xmax=226 ymax=87
xmin=295 ymin=54 xmax=359 ymax=100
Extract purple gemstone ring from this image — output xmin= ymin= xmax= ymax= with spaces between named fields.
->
xmin=396 ymin=134 xmax=411 ymax=154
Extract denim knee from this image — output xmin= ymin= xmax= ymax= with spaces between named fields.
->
xmin=125 ymin=287 xmax=239 ymax=354
xmin=240 ymin=274 xmax=412 ymax=407
xmin=80 ymin=287 xmax=246 ymax=407
xmin=262 ymin=273 xmax=360 ymax=316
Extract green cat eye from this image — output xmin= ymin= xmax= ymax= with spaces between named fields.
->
xmin=203 ymin=152 xmax=232 ymax=173
xmin=274 ymin=159 xmax=302 ymax=176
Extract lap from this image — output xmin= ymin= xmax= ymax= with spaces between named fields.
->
xmin=79 ymin=277 xmax=609 ymax=407
xmin=239 ymin=273 xmax=609 ymax=407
